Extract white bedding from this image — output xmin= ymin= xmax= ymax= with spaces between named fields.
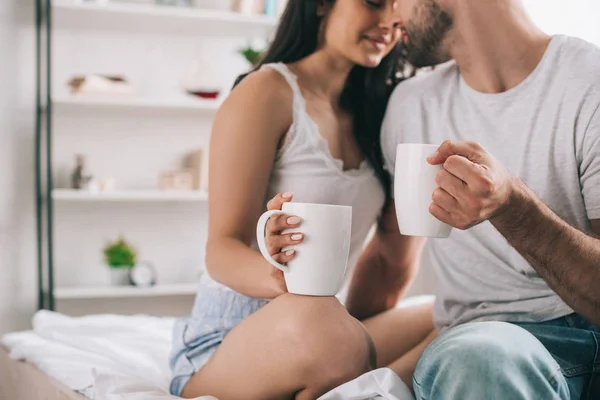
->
xmin=2 ymin=310 xmax=416 ymax=400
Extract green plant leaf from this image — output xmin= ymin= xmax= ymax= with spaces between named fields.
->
xmin=103 ymin=236 xmax=137 ymax=269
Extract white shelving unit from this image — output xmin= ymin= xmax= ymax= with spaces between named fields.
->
xmin=52 ymin=0 xmax=278 ymax=36
xmin=52 ymin=189 xmax=209 ymax=202
xmin=52 ymin=95 xmax=222 ymax=114
xmin=54 ymin=283 xmax=199 ymax=299
xmin=35 ymin=0 xmax=277 ymax=315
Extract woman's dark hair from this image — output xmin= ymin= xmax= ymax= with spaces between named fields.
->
xmin=234 ymin=0 xmax=412 ymax=204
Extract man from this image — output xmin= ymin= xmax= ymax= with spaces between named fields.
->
xmin=346 ymin=0 xmax=600 ymax=398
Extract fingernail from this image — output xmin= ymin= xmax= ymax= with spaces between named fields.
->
xmin=428 ymin=150 xmax=439 ymax=159
xmin=285 ymin=249 xmax=295 ymax=256
xmin=287 ymin=216 xmax=300 ymax=225
xmin=282 ymin=192 xmax=293 ymax=199
xmin=291 ymin=234 xmax=303 ymax=241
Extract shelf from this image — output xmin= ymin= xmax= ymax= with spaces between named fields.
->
xmin=52 ymin=189 xmax=209 ymax=202
xmin=54 ymin=283 xmax=199 ymax=299
xmin=51 ymin=95 xmax=222 ymax=114
xmin=52 ymin=0 xmax=278 ymax=37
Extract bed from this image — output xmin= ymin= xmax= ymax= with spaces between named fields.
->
xmin=0 ymin=303 xmax=428 ymax=400
xmin=0 ymin=345 xmax=84 ymax=400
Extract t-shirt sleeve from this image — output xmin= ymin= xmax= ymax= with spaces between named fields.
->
xmin=381 ymin=94 xmax=401 ymax=178
xmin=581 ymin=104 xmax=600 ymax=220
xmin=380 ymin=97 xmax=401 ymax=198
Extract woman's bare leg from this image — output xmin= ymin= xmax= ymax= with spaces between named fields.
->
xmin=388 ymin=329 xmax=438 ymax=390
xmin=181 ymin=293 xmax=375 ymax=400
xmin=362 ymin=300 xmax=434 ymax=367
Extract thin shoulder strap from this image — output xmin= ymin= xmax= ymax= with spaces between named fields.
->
xmin=260 ymin=63 xmax=305 ymax=106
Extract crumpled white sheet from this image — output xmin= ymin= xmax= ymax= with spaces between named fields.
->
xmin=2 ymin=310 xmax=417 ymax=400
xmin=318 ymin=368 xmax=415 ymax=400
xmin=93 ymin=372 xmax=216 ymax=400
xmin=2 ymin=310 xmax=176 ymax=399
xmin=93 ymin=368 xmax=415 ymax=400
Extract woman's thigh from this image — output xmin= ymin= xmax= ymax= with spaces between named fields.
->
xmin=182 ymin=293 xmax=376 ymax=400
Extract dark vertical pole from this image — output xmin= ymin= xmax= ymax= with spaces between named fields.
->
xmin=35 ymin=0 xmax=44 ymax=310
xmin=45 ymin=0 xmax=55 ymax=311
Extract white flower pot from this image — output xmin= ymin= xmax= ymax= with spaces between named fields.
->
xmin=110 ymin=268 xmax=132 ymax=286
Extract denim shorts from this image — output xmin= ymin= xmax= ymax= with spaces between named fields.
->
xmin=169 ymin=283 xmax=270 ymax=396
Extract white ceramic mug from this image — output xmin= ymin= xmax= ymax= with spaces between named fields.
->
xmin=394 ymin=144 xmax=453 ymax=238
xmin=256 ymin=202 xmax=352 ymax=296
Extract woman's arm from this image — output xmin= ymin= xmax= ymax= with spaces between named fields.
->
xmin=205 ymin=69 xmax=294 ymax=299
xmin=346 ymin=203 xmax=427 ymax=320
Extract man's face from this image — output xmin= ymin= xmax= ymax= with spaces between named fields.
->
xmin=399 ymin=0 xmax=454 ymax=67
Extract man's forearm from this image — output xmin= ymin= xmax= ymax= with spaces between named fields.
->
xmin=492 ymin=179 xmax=600 ymax=326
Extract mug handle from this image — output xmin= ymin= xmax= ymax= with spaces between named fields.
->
xmin=256 ymin=210 xmax=290 ymax=273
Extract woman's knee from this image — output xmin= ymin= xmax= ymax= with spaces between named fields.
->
xmin=272 ymin=294 xmax=375 ymax=390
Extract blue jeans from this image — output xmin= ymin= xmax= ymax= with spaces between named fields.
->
xmin=413 ymin=314 xmax=600 ymax=400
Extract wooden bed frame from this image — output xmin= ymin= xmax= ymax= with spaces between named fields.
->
xmin=0 ymin=346 xmax=85 ymax=400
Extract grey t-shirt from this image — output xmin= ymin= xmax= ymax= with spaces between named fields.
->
xmin=381 ymin=35 xmax=600 ymax=331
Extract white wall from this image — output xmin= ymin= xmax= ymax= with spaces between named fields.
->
xmin=523 ymin=0 xmax=600 ymax=45
xmin=0 ymin=0 xmax=37 ymax=335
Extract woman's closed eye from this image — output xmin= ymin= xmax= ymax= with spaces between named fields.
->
xmin=365 ymin=0 xmax=383 ymax=9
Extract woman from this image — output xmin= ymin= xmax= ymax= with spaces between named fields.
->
xmin=169 ymin=1 xmax=434 ymax=399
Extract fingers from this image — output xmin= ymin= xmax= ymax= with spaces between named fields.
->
xmin=443 ymin=155 xmax=483 ymax=183
xmin=429 ymin=202 xmax=454 ymax=226
xmin=266 ymin=192 xmax=294 ymax=211
xmin=272 ymin=248 xmax=297 ymax=265
xmin=427 ymin=140 xmax=484 ymax=165
xmin=432 ymin=188 xmax=459 ymax=214
xmin=267 ymin=232 xmax=304 ymax=255
xmin=266 ymin=214 xmax=302 ymax=235
xmin=435 ymin=168 xmax=466 ymax=200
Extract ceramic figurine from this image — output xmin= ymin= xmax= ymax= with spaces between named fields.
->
xmin=71 ymin=154 xmax=92 ymax=190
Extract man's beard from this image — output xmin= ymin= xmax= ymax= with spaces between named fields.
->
xmin=404 ymin=0 xmax=453 ymax=68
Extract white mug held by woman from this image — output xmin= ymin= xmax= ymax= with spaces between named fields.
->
xmin=256 ymin=202 xmax=352 ymax=296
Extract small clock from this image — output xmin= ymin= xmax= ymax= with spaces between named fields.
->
xmin=129 ymin=261 xmax=157 ymax=288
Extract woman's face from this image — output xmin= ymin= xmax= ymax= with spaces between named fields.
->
xmin=321 ymin=0 xmax=403 ymax=68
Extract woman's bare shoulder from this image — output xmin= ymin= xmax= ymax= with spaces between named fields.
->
xmin=225 ymin=67 xmax=294 ymax=110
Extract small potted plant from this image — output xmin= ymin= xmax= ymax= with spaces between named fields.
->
xmin=103 ymin=236 xmax=137 ymax=286
xmin=239 ymin=44 xmax=264 ymax=67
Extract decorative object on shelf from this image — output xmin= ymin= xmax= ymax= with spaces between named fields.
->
xmin=108 ymin=0 xmax=154 ymax=4
xmin=276 ymin=0 xmax=288 ymax=16
xmin=158 ymin=169 xmax=195 ymax=191
xmin=239 ymin=43 xmax=264 ymax=67
xmin=67 ymin=74 xmax=135 ymax=96
xmin=71 ymin=154 xmax=93 ymax=190
xmin=264 ymin=0 xmax=277 ymax=16
xmin=185 ymin=149 xmax=209 ymax=192
xmin=155 ymin=0 xmax=191 ymax=6
xmin=103 ymin=236 xmax=138 ymax=286
xmin=181 ymin=59 xmax=223 ymax=100
xmin=186 ymin=88 xmax=220 ymax=100
xmin=98 ymin=177 xmax=116 ymax=192
xmin=190 ymin=0 xmax=229 ymax=10
xmin=129 ymin=261 xmax=157 ymax=287
xmin=230 ymin=0 xmax=256 ymax=14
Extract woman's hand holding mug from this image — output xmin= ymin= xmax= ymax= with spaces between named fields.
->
xmin=262 ymin=192 xmax=304 ymax=293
